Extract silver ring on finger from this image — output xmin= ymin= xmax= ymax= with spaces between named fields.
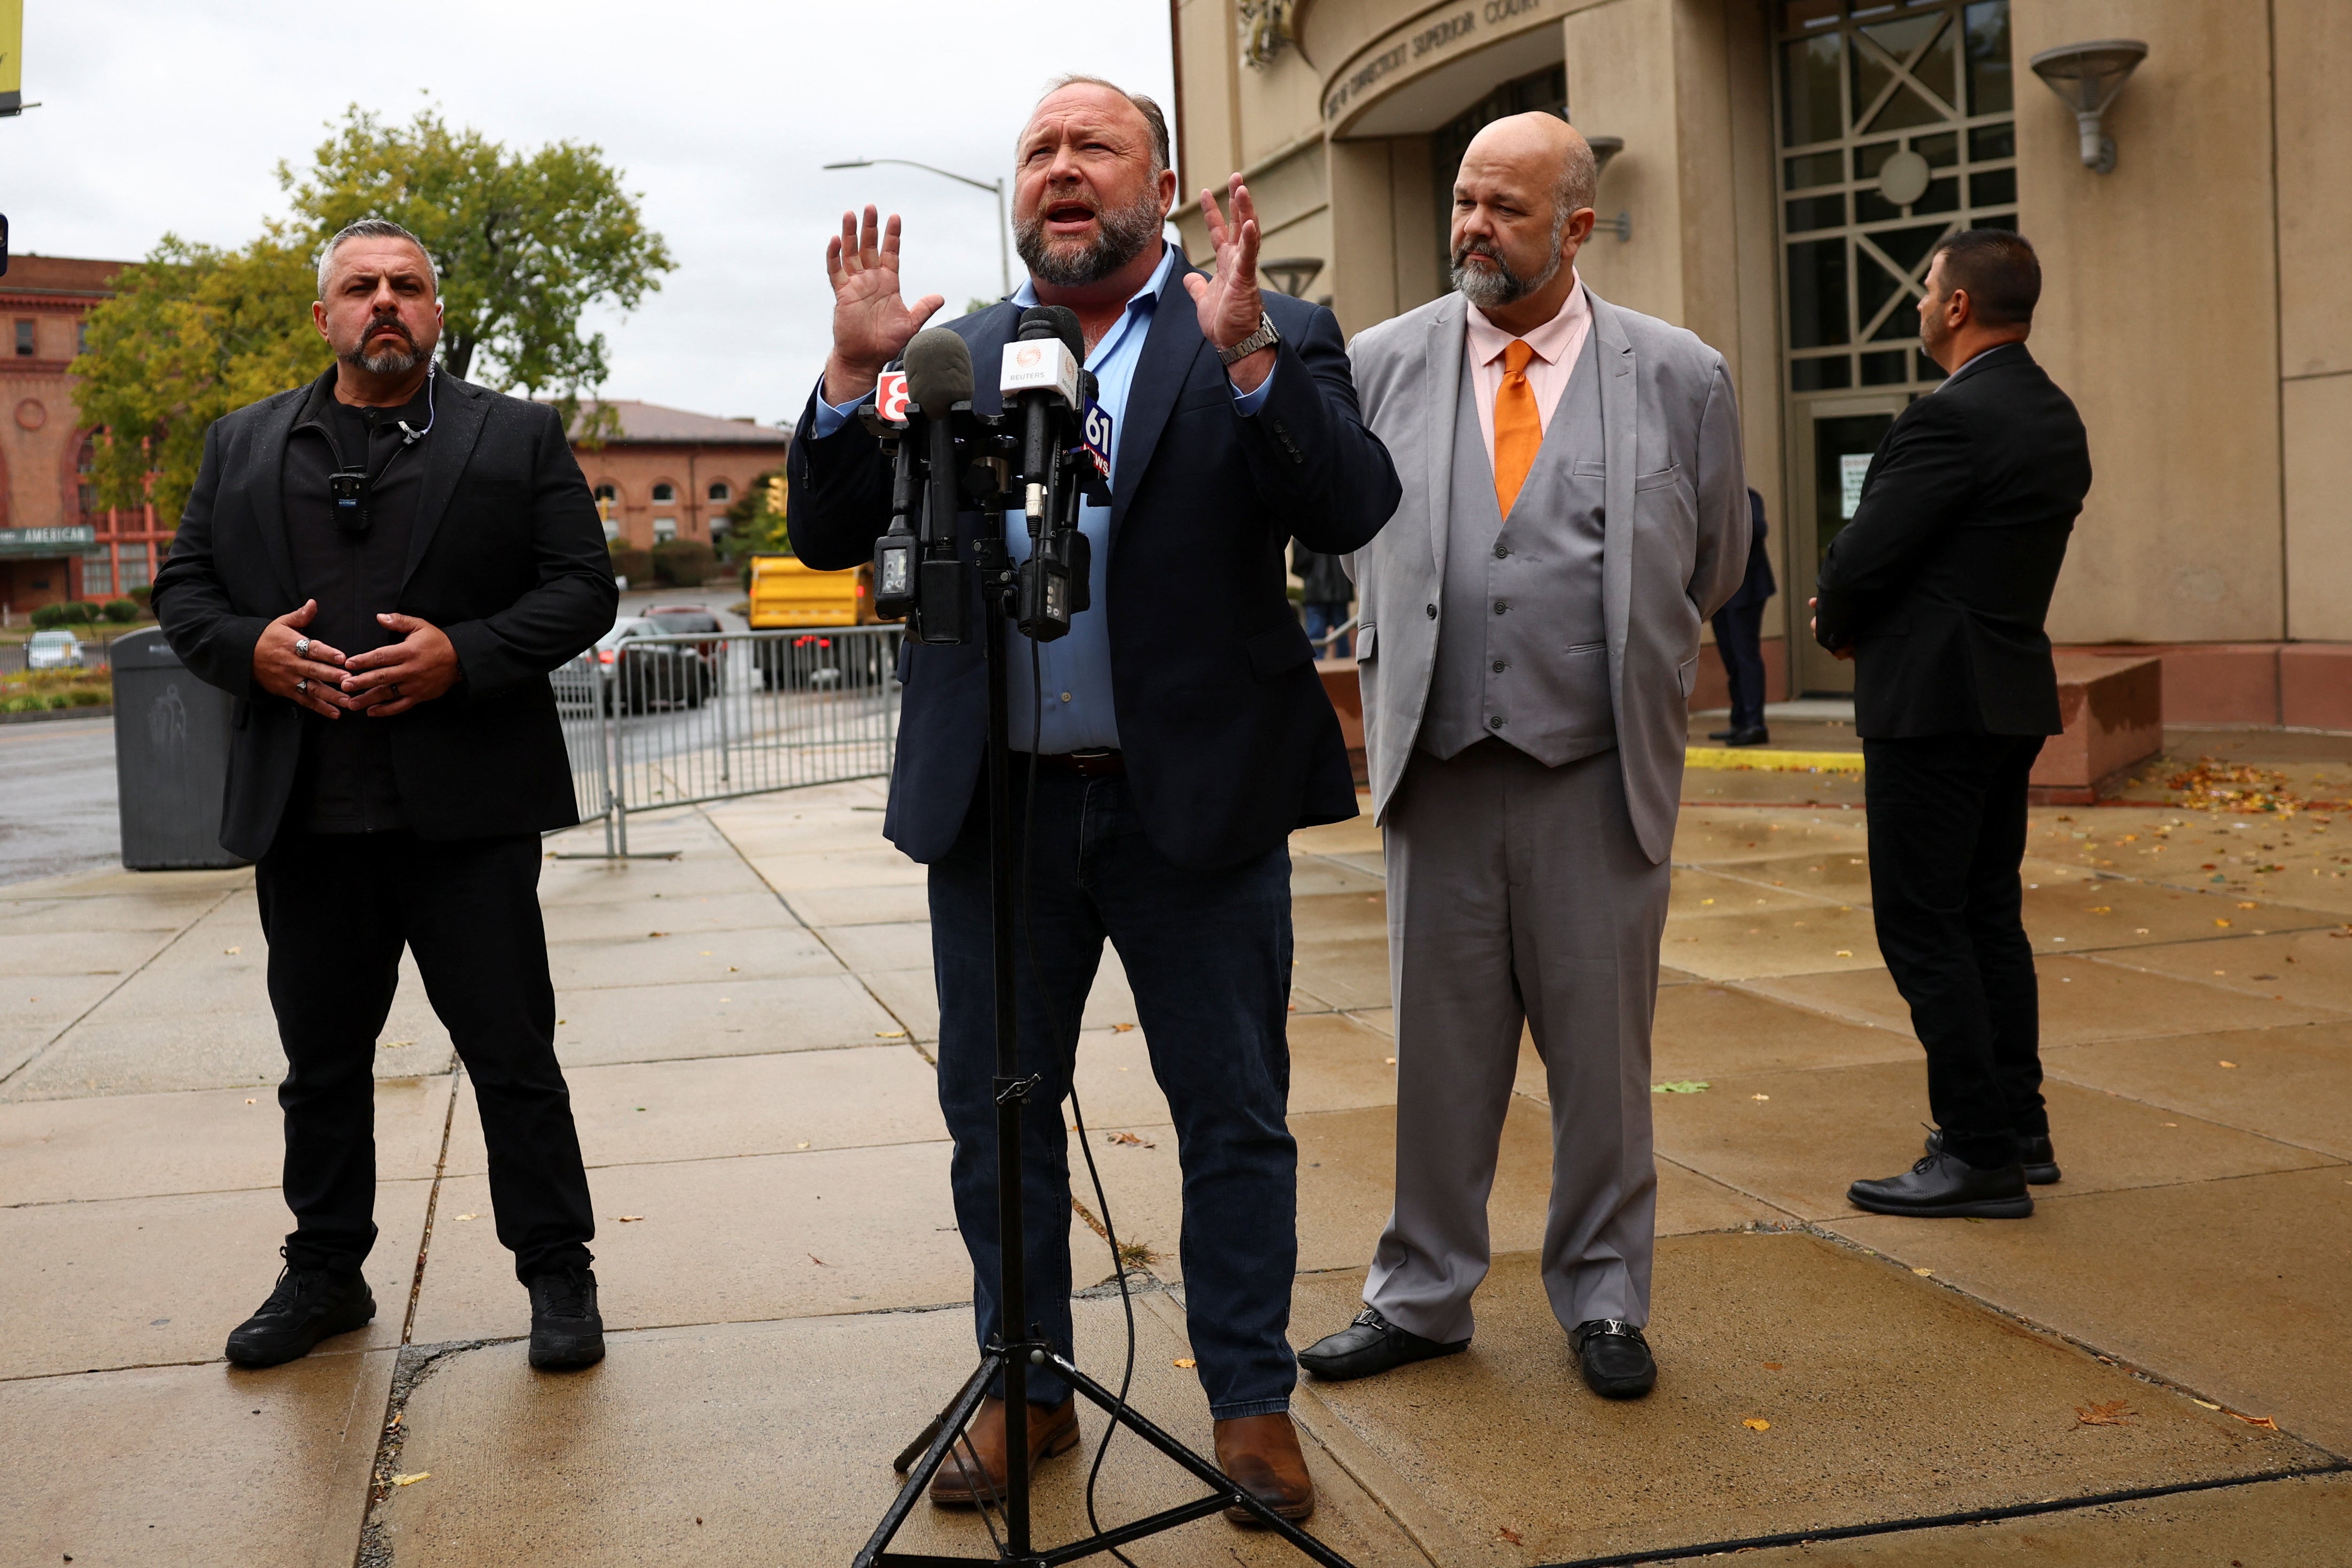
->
xmin=295 ymin=636 xmax=311 ymax=659
xmin=296 ymin=678 xmax=311 ymax=695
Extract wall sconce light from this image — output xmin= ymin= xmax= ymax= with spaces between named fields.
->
xmin=1585 ymin=135 xmax=1630 ymax=242
xmin=2029 ymin=40 xmax=2147 ymax=174
xmin=1259 ymin=258 xmax=1325 ymax=298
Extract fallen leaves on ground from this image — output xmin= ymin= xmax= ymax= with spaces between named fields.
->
xmin=378 ymin=1039 xmax=413 ymax=1050
xmin=453 ymin=1214 xmax=477 ymax=1222
xmin=2075 ymin=1399 xmax=2136 ymax=1427
xmin=1496 ymin=1527 xmax=1523 ymax=1545
xmin=1105 ymin=1130 xmax=1156 ymax=1148
xmin=1743 ymin=1418 xmax=1771 ymax=1431
xmin=1762 ymin=1362 xmax=1784 ymax=1371
xmin=1173 ymin=1357 xmax=1196 ymax=1370
xmin=1117 ymin=1240 xmax=1160 ymax=1268
xmin=223 ymin=946 xmax=242 ymax=955
xmin=391 ymin=1472 xmax=430 ymax=1486
xmin=809 ymin=1254 xmax=828 ymax=1266
xmin=2168 ymin=759 xmax=2299 ymax=816
xmin=1112 ymin=1022 xmax=1137 ymax=1033
xmin=875 ymin=1029 xmax=907 ymax=1039
xmin=614 ymin=1215 xmax=645 ymax=1222
xmin=2235 ymin=1413 xmax=2280 ymax=1430
xmin=1651 ymin=1081 xmax=1710 ymax=1094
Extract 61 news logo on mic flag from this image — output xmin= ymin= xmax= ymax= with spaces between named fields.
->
xmin=1081 ymin=399 xmax=1113 ymax=483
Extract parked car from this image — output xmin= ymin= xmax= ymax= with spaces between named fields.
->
xmin=556 ymin=618 xmax=713 ymax=714
xmin=25 ymin=630 xmax=83 ymax=670
xmin=643 ymin=604 xmax=730 ymax=688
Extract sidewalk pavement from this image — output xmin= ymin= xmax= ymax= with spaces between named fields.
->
xmin=4 ymin=762 xmax=2349 ymax=1566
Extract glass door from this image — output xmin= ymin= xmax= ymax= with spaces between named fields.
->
xmin=1791 ymin=395 xmax=1907 ymax=693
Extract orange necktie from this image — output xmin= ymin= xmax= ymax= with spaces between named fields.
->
xmin=1493 ymin=338 xmax=1542 ymax=518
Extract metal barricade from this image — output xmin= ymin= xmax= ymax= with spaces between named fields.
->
xmin=554 ymin=625 xmax=903 ymax=856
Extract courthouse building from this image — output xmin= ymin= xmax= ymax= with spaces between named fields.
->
xmin=1170 ymin=0 xmax=2351 ymax=724
xmin=0 ymin=255 xmax=165 ymax=615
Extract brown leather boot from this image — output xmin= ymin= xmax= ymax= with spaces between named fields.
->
xmin=928 ymin=1396 xmax=1080 ymax=1508
xmin=1213 ymin=1412 xmax=1316 ymax=1525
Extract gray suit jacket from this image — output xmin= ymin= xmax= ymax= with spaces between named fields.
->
xmin=1345 ymin=287 xmax=1750 ymax=863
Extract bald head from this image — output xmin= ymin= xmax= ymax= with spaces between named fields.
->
xmin=1460 ymin=112 xmax=1597 ymax=220
xmin=1449 ymin=112 xmax=1597 ymax=321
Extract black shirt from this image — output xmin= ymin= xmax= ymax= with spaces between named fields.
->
xmin=280 ymin=371 xmax=434 ymax=832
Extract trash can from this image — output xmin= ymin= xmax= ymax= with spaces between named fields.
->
xmin=111 ymin=628 xmax=246 ymax=870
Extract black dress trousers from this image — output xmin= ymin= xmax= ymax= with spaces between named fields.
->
xmin=256 ymin=829 xmax=594 ymax=1281
xmin=1860 ymin=733 xmax=2049 ymax=1169
xmin=1709 ymin=601 xmax=1769 ymax=732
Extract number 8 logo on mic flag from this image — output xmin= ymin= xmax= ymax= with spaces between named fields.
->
xmin=1081 ymin=398 xmax=1113 ymax=481
xmin=876 ymin=370 xmax=911 ymax=426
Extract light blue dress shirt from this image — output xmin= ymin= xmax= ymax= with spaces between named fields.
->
xmin=809 ymin=242 xmax=1274 ymax=752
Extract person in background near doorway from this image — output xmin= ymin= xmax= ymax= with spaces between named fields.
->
xmin=1812 ymin=229 xmax=2091 ymax=1220
xmin=1294 ymin=540 xmax=1353 ymax=658
xmin=1706 ymin=487 xmax=1775 ymax=746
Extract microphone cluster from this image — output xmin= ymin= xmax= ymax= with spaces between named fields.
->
xmin=865 ymin=309 xmax=1111 ymax=647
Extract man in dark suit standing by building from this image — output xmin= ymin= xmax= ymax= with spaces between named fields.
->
xmin=790 ymin=77 xmax=1398 ymax=1523
xmin=154 ymin=219 xmax=617 ymax=1369
xmin=1812 ymin=229 xmax=2091 ymax=1220
xmin=1707 ymin=487 xmax=1776 ymax=746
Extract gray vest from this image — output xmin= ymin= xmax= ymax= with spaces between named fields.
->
xmin=1419 ymin=333 xmax=1615 ymax=764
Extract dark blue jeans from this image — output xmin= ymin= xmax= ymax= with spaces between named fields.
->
xmin=1304 ymin=601 xmax=1352 ymax=659
xmin=929 ymin=764 xmax=1299 ymax=1419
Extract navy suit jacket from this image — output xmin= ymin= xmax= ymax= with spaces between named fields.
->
xmin=787 ymin=260 xmax=1402 ymax=871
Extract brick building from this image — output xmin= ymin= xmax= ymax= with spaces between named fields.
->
xmin=0 ymin=254 xmax=159 ymax=616
xmin=566 ymin=401 xmax=795 ymax=552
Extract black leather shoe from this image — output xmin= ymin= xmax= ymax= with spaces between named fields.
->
xmin=1849 ymin=1152 xmax=2033 ymax=1218
xmin=1706 ymin=727 xmax=1738 ymax=741
xmin=528 ymin=1267 xmax=606 ymax=1369
xmin=1723 ymin=726 xmax=1771 ymax=747
xmin=1573 ymin=1319 xmax=1656 ymax=1399
xmin=1925 ymin=1129 xmax=2061 ymax=1185
xmin=1297 ymin=1306 xmax=1467 ymax=1381
xmin=225 ymin=1251 xmax=375 ymax=1367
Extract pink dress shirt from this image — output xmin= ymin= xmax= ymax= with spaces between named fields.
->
xmin=1464 ymin=275 xmax=1593 ymax=469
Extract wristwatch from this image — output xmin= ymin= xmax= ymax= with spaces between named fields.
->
xmin=1217 ymin=311 xmax=1281 ymax=367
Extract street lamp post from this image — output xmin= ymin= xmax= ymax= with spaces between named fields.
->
xmin=823 ymin=157 xmax=1011 ymax=302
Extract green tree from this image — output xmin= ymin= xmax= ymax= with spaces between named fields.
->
xmin=71 ymin=104 xmax=674 ymax=523
xmin=73 ymin=232 xmax=327 ymax=524
xmin=724 ymin=469 xmax=791 ymax=559
xmin=282 ymin=104 xmax=675 ymax=421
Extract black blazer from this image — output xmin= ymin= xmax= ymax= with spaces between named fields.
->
xmin=788 ymin=261 xmax=1402 ymax=871
xmin=154 ymin=368 xmax=618 ymax=860
xmin=1813 ymin=342 xmax=2091 ymax=738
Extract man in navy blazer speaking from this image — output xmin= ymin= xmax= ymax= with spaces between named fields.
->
xmin=787 ymin=75 xmax=1399 ymax=1523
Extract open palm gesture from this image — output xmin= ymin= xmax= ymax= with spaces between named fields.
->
xmin=825 ymin=205 xmax=945 ymax=404
xmin=1182 ymin=176 xmax=1267 ymax=360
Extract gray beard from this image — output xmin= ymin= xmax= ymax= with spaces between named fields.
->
xmin=1451 ymin=244 xmax=1561 ymax=309
xmin=1016 ymin=189 xmax=1165 ymax=288
xmin=346 ymin=343 xmax=426 ymax=377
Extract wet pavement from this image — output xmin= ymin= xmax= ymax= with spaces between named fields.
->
xmin=2 ymin=740 xmax=2348 ymax=1565
xmin=0 ymin=715 xmax=119 ymax=889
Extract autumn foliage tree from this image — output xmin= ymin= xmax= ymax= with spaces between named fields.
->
xmin=74 ymin=104 xmax=674 ymax=525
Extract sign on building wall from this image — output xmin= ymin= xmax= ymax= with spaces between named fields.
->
xmin=0 ymin=0 xmax=21 ymax=117
xmin=1322 ymin=0 xmax=1553 ymax=131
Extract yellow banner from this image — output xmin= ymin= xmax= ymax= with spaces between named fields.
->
xmin=0 ymin=0 xmax=21 ymax=111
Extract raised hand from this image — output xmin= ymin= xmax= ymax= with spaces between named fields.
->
xmin=825 ymin=206 xmax=946 ymax=406
xmin=1181 ymin=176 xmax=1272 ymax=390
xmin=252 ymin=600 xmax=357 ymax=720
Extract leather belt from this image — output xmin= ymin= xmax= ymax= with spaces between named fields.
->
xmin=1038 ymin=749 xmax=1126 ymax=778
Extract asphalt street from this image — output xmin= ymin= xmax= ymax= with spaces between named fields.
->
xmin=0 ymin=715 xmax=119 ymax=887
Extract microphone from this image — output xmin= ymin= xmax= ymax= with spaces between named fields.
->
xmin=1001 ymin=306 xmax=1084 ymax=525
xmin=900 ymin=328 xmax=977 ymax=645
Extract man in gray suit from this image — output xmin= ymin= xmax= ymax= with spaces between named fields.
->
xmin=1298 ymin=113 xmax=1747 ymax=1398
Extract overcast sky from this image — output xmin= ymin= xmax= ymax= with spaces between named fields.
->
xmin=6 ymin=0 xmax=1180 ymax=428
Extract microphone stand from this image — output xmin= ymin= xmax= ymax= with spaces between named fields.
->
xmin=852 ymin=468 xmax=1354 ymax=1568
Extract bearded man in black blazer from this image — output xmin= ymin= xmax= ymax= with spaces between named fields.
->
xmin=1812 ymin=229 xmax=2092 ymax=1220
xmin=790 ymin=76 xmax=1398 ymax=1524
xmin=154 ymin=219 xmax=616 ymax=1370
